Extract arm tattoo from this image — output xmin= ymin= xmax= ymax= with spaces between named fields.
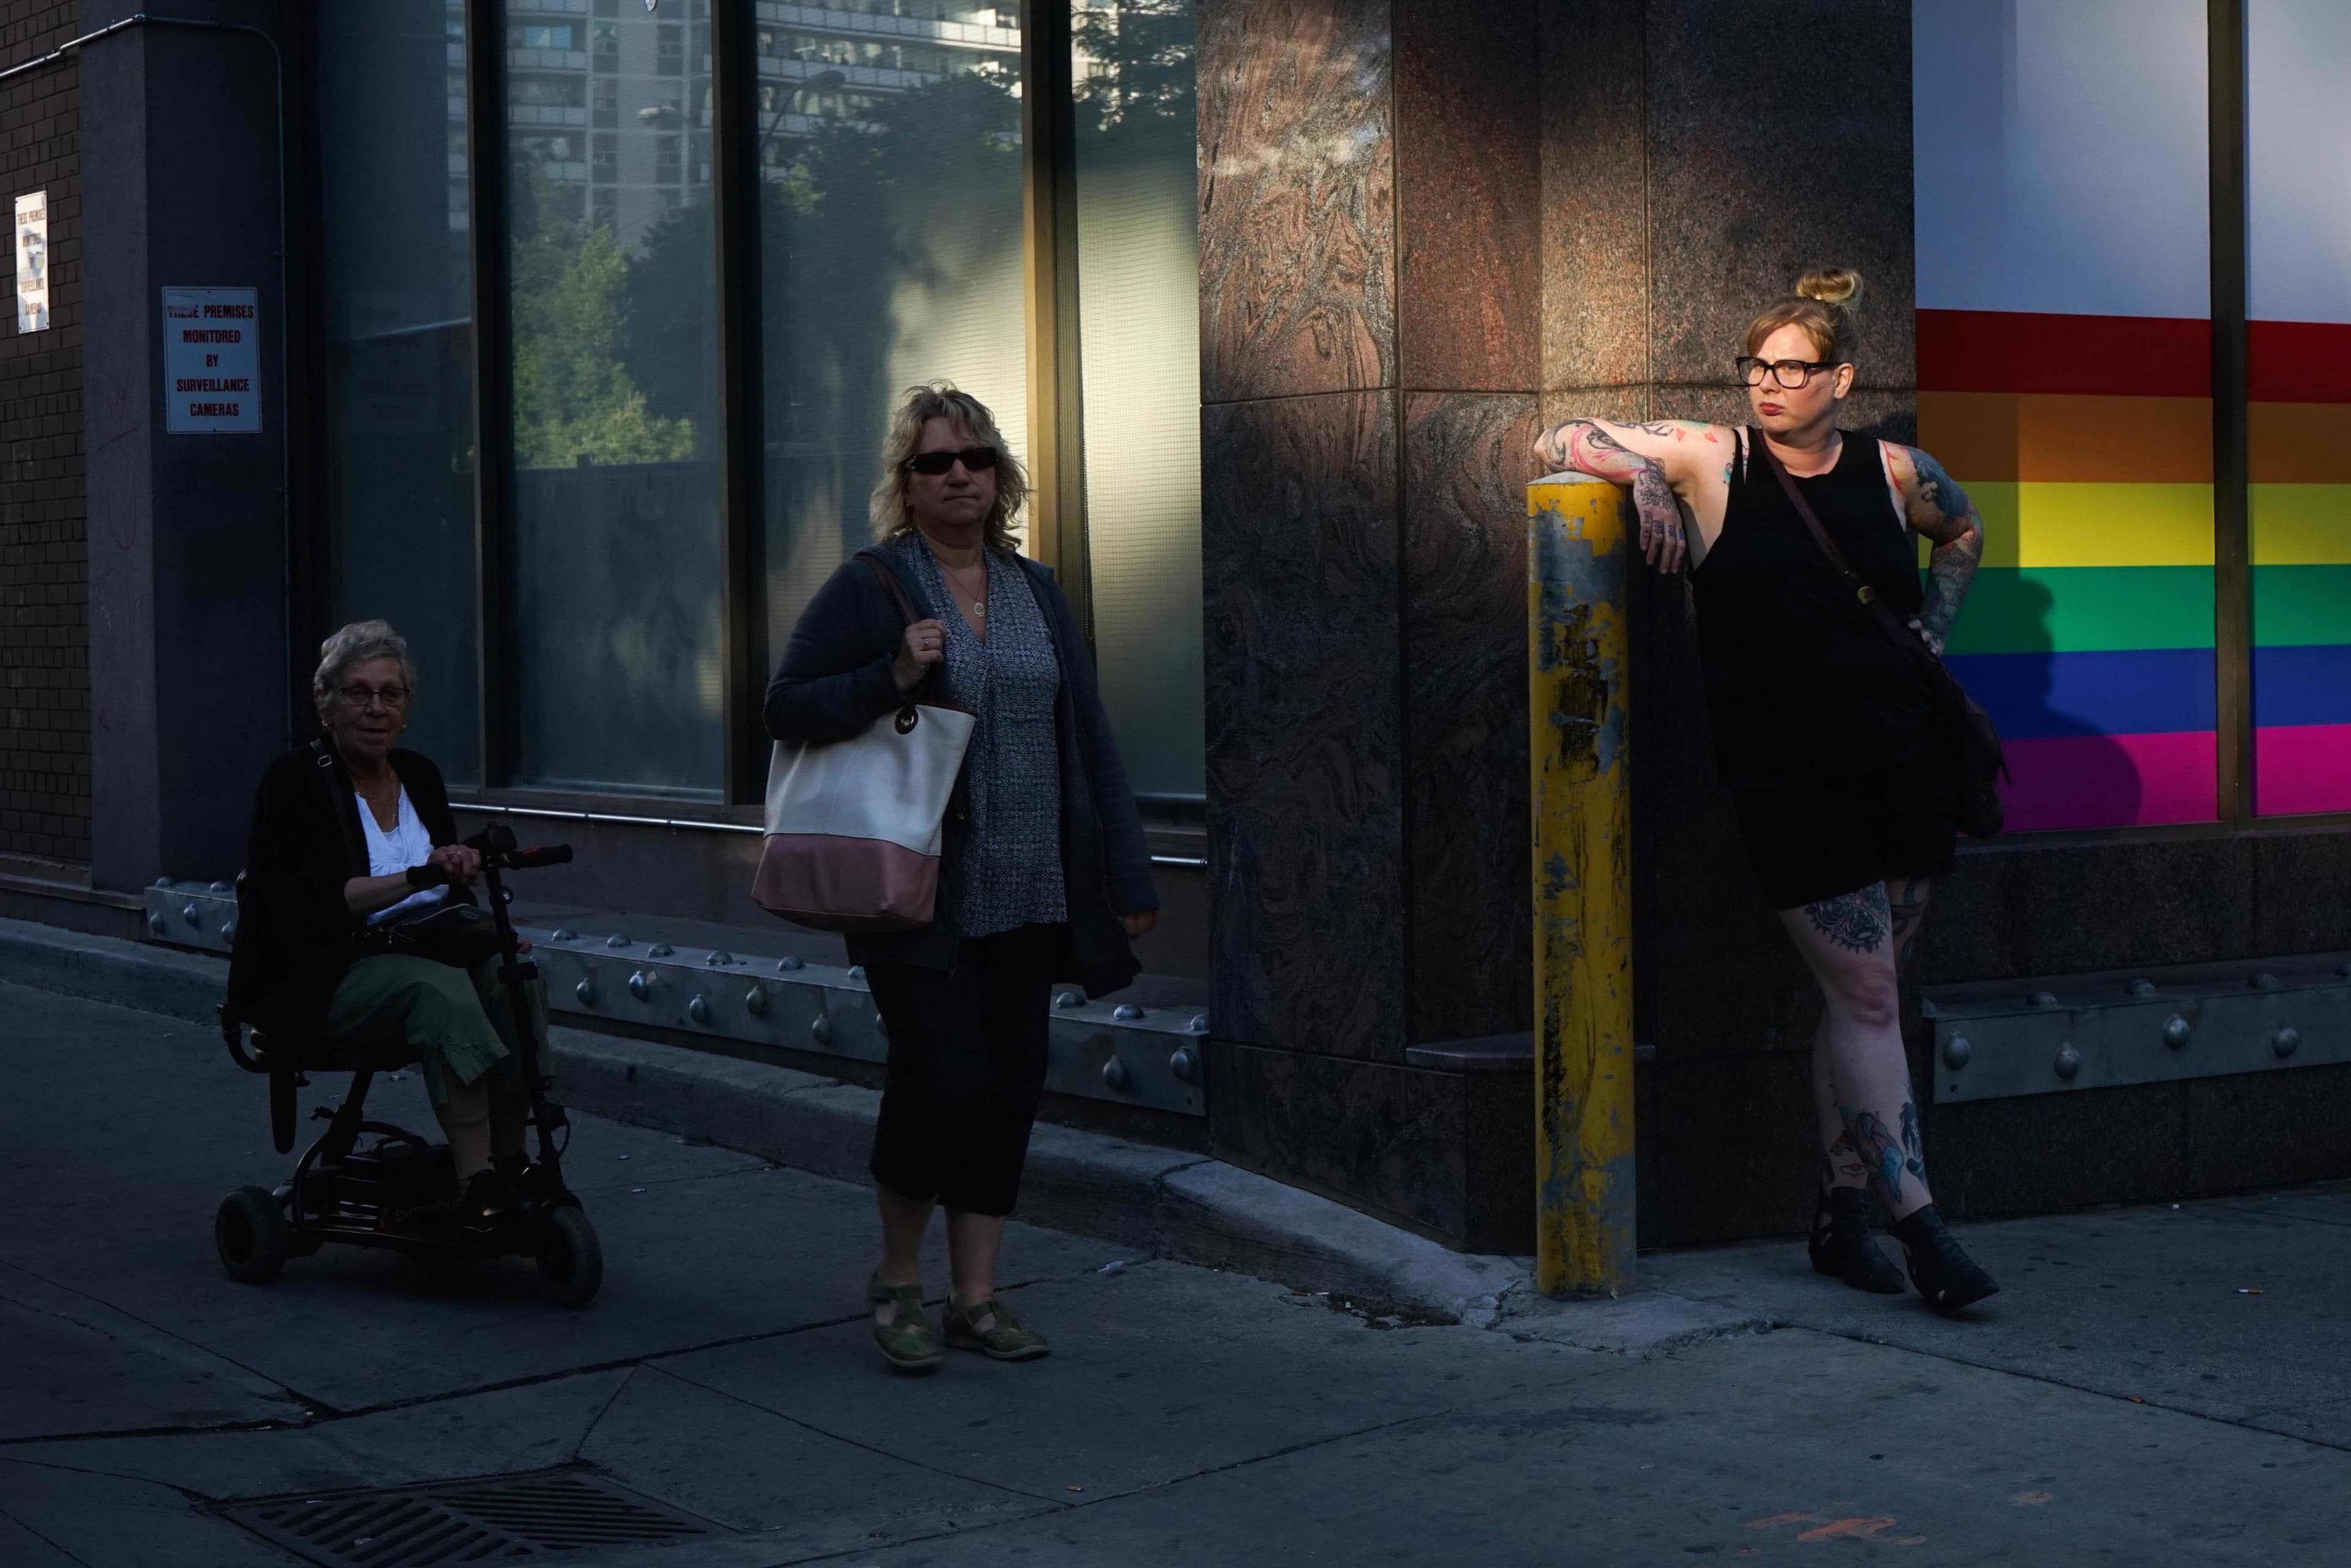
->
xmin=1902 ymin=448 xmax=1982 ymax=654
xmin=1549 ymin=421 xmax=1687 ymax=562
xmin=1804 ymin=884 xmax=1889 ymax=953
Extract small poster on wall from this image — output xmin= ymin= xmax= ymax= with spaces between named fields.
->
xmin=15 ymin=191 xmax=48 ymax=333
xmin=162 ymin=286 xmax=263 ymax=434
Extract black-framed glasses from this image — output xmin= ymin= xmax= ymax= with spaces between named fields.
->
xmin=336 ymin=683 xmax=411 ymax=710
xmin=1736 ymin=356 xmax=1841 ymax=389
xmin=902 ymin=445 xmax=1000 ymax=476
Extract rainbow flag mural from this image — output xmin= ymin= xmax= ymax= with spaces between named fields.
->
xmin=1915 ymin=1 xmax=2218 ymax=831
xmin=2249 ymin=1 xmax=2351 ymax=817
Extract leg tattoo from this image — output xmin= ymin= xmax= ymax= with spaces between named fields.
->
xmin=1888 ymin=877 xmax=1932 ymax=977
xmin=1899 ymin=1101 xmax=1926 ymax=1184
xmin=1823 ymin=1129 xmax=1869 ymax=1187
xmin=1806 ymin=884 xmax=1891 ymax=953
xmin=1840 ymin=1105 xmax=1924 ymax=1204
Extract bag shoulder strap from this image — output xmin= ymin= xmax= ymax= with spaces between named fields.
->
xmin=313 ymin=739 xmax=370 ymax=878
xmin=1753 ymin=433 xmax=1928 ymax=659
xmin=863 ymin=552 xmax=921 ymax=628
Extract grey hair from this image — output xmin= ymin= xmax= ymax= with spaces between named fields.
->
xmin=312 ymin=619 xmax=416 ymax=705
xmin=868 ymin=381 xmax=1030 ymax=552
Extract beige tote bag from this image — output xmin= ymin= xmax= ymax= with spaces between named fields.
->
xmin=752 ymin=559 xmax=975 ymax=932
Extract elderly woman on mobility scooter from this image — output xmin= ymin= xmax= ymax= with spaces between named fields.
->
xmin=220 ymin=620 xmax=596 ymax=1300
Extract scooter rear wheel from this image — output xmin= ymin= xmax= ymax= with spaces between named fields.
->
xmin=216 ymin=1187 xmax=290 ymax=1284
xmin=536 ymin=1206 xmax=602 ymax=1307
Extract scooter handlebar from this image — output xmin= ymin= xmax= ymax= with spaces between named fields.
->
xmin=503 ymin=844 xmax=573 ymax=870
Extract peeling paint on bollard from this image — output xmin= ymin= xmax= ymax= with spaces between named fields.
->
xmin=1528 ymin=473 xmax=1636 ymax=1299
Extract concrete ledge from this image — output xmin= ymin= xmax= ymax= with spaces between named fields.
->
xmin=0 ymin=914 xmax=1531 ymax=1318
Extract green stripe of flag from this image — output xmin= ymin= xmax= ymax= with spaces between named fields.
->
xmin=2253 ymin=564 xmax=2351 ymax=647
xmin=1941 ymin=566 xmax=2215 ymax=656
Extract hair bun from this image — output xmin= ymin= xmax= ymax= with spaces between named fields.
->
xmin=1796 ymin=268 xmax=1863 ymax=307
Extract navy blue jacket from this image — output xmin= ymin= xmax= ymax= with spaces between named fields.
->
xmin=763 ymin=542 xmax=1156 ymax=996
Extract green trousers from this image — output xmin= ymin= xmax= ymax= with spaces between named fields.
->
xmin=322 ymin=955 xmax=550 ymax=1109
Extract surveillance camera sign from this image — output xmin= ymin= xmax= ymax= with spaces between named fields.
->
xmin=162 ymin=287 xmax=262 ymax=433
xmin=15 ymin=192 xmax=47 ymax=333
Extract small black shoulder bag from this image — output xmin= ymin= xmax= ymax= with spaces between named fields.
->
xmin=1756 ymin=440 xmax=2009 ymax=839
xmin=324 ymin=741 xmax=502 ymax=968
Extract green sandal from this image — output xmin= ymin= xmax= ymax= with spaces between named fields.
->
xmin=866 ymin=1273 xmax=942 ymax=1374
xmin=943 ymin=1296 xmax=1050 ymax=1362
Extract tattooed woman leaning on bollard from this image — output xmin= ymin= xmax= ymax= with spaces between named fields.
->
xmin=1532 ymin=269 xmax=1998 ymax=1313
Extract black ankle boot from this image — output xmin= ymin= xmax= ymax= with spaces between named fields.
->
xmin=1889 ymin=1204 xmax=2000 ymax=1313
xmin=1809 ymin=1185 xmax=1905 ymax=1294
xmin=460 ymin=1167 xmax=519 ymax=1235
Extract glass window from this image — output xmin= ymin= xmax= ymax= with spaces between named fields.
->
xmin=501 ymin=0 xmax=724 ymax=797
xmin=1070 ymin=0 xmax=1204 ymax=800
xmin=754 ymin=1 xmax=1029 ymax=654
xmin=318 ymin=0 xmax=481 ymax=782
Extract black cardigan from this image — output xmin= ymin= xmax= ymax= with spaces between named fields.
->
xmin=224 ymin=741 xmax=462 ymax=1038
xmin=763 ymin=544 xmax=1157 ymax=996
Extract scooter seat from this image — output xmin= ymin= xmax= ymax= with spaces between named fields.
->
xmin=246 ymin=1030 xmax=421 ymax=1075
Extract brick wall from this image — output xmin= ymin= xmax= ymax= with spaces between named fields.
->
xmin=0 ymin=1 xmax=87 ymax=863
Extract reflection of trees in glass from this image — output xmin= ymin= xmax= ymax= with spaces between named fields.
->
xmin=508 ymin=169 xmax=699 ymax=468
xmin=1074 ymin=0 xmax=1195 ymax=135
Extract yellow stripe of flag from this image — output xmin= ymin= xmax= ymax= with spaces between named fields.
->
xmin=1958 ymin=482 xmax=2216 ymax=568
xmin=2250 ymin=484 xmax=2351 ymax=565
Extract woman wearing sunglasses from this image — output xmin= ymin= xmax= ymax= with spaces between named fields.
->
xmin=1530 ymin=269 xmax=1998 ymax=1315
xmin=766 ymin=382 xmax=1158 ymax=1372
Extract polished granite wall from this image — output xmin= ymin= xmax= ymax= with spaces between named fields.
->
xmin=1198 ymin=0 xmax=2351 ymax=1253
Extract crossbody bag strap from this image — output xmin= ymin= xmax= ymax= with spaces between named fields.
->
xmin=313 ymin=738 xmax=370 ymax=879
xmin=1754 ymin=433 xmax=1932 ymax=660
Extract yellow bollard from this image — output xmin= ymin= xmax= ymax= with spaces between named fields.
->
xmin=1527 ymin=472 xmax=1636 ymax=1298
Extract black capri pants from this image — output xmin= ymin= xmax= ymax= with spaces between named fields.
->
xmin=864 ymin=922 xmax=1062 ymax=1217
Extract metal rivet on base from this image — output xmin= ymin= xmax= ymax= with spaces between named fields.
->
xmin=220 ymin=920 xmax=236 ymax=945
xmin=2127 ymin=978 xmax=2156 ymax=998
xmin=648 ymin=943 xmax=674 ymax=958
xmin=1113 ymin=1003 xmax=1144 ymax=1021
xmin=208 ymin=880 xmax=231 ymax=894
xmin=744 ymin=986 xmax=768 ymax=1018
xmin=706 ymin=950 xmax=732 ymax=967
xmin=575 ymin=978 xmax=597 ymax=1007
xmin=2029 ymin=989 xmax=2060 ymax=1009
xmin=2251 ymin=971 xmax=2281 ymax=991
xmin=874 ymin=1011 xmax=888 ymax=1037
xmin=1919 ymin=997 xmax=1938 ymax=1019
xmin=778 ymin=955 xmax=803 ymax=972
xmin=688 ymin=995 xmax=710 ymax=1025
xmin=2162 ymin=1014 xmax=2192 ymax=1050
xmin=1169 ymin=1047 xmax=1198 ymax=1084
xmin=846 ymin=965 xmax=864 ymax=981
xmin=552 ymin=928 xmax=579 ymax=942
xmin=811 ymin=1015 xmax=834 ymax=1046
xmin=153 ymin=876 xmax=173 ymax=888
xmin=1101 ymin=1057 xmax=1131 ymax=1093
xmin=2053 ymin=1044 xmax=2082 ymax=1081
xmin=2273 ymin=1027 xmax=2301 ymax=1059
xmin=182 ymin=902 xmax=202 ymax=928
xmin=628 ymin=971 xmax=653 ymax=1002
xmin=1188 ymin=1013 xmax=1209 ymax=1034
xmin=147 ymin=912 xmax=168 ymax=937
xmin=606 ymin=934 xmax=632 ymax=948
xmin=1055 ymin=990 xmax=1084 ymax=1010
xmin=1941 ymin=1035 xmax=1971 ymax=1070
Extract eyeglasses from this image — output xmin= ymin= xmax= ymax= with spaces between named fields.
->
xmin=1737 ymin=356 xmax=1842 ymax=389
xmin=902 ymin=445 xmax=999 ymax=476
xmin=336 ymin=683 xmax=411 ymax=710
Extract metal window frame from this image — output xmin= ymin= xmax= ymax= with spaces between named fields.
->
xmin=2210 ymin=0 xmax=2252 ymax=828
xmin=464 ymin=0 xmax=519 ymax=788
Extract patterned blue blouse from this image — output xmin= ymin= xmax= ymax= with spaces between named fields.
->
xmin=897 ymin=535 xmax=1067 ymax=936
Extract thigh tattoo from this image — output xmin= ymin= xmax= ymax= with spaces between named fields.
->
xmin=1805 ymin=884 xmax=1891 ymax=953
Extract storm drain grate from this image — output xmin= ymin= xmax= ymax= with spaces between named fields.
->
xmin=218 ymin=1469 xmax=716 ymax=1566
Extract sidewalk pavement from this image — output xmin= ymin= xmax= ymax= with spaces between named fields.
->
xmin=9 ymin=978 xmax=2351 ymax=1564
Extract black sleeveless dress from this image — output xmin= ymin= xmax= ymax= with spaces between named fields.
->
xmin=1689 ymin=430 xmax=1954 ymax=908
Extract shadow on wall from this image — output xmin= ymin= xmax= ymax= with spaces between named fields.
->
xmin=1974 ymin=574 xmax=2146 ymax=831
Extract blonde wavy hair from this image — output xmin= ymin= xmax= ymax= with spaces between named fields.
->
xmin=869 ymin=381 xmax=1030 ymax=553
xmin=1741 ymin=268 xmax=1865 ymax=366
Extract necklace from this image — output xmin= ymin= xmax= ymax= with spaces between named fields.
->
xmin=941 ymin=557 xmax=988 ymax=618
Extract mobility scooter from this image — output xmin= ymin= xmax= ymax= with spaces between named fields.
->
xmin=213 ymin=825 xmax=602 ymax=1306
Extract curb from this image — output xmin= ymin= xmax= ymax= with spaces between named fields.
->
xmin=0 ymin=915 xmax=1528 ymax=1322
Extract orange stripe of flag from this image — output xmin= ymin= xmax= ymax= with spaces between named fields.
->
xmin=1917 ymin=392 xmax=2212 ymax=483
xmin=2249 ymin=402 xmax=2351 ymax=482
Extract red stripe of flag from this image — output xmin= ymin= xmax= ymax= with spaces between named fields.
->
xmin=2249 ymin=320 xmax=2351 ymax=403
xmin=1917 ymin=309 xmax=2211 ymax=397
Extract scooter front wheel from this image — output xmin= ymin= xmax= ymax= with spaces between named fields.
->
xmin=536 ymin=1206 xmax=602 ymax=1307
xmin=216 ymin=1187 xmax=290 ymax=1284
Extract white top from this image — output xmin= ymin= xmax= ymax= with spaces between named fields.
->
xmin=358 ymin=786 xmax=449 ymax=926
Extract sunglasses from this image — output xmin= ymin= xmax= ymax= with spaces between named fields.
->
xmin=903 ymin=445 xmax=1000 ymax=476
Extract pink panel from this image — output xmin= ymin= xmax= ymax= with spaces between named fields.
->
xmin=2254 ymin=725 xmax=2351 ymax=817
xmin=1998 ymin=731 xmax=2218 ymax=830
